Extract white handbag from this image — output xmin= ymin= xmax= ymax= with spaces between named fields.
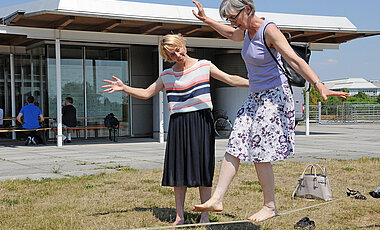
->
xmin=292 ymin=164 xmax=332 ymax=201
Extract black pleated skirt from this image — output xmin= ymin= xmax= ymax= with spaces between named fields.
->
xmin=162 ymin=109 xmax=215 ymax=187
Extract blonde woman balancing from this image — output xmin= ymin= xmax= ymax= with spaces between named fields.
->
xmin=102 ymin=34 xmax=249 ymax=225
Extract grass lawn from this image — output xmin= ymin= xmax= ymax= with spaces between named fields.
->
xmin=0 ymin=157 xmax=379 ymax=229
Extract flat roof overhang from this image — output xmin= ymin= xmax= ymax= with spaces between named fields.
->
xmin=0 ymin=10 xmax=379 ymax=48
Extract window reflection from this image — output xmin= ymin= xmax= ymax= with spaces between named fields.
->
xmin=47 ymin=45 xmax=129 ymax=138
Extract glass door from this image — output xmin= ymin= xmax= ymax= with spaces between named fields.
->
xmin=47 ymin=45 xmax=85 ymax=120
xmin=85 ymin=46 xmax=130 ymax=136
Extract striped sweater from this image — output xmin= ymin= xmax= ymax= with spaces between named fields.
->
xmin=160 ymin=59 xmax=213 ymax=115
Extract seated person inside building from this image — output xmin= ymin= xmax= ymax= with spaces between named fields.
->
xmin=62 ymin=96 xmax=77 ymax=143
xmin=16 ymin=96 xmax=46 ymax=145
xmin=0 ymin=107 xmax=3 ymax=127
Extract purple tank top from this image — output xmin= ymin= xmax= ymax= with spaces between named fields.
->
xmin=241 ymin=20 xmax=287 ymax=93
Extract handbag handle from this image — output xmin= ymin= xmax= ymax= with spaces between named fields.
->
xmin=283 ymin=32 xmax=292 ymax=42
xmin=310 ymin=164 xmax=327 ymax=177
xmin=300 ymin=164 xmax=315 ymax=177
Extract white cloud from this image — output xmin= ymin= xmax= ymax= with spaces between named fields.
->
xmin=318 ymin=59 xmax=339 ymax=66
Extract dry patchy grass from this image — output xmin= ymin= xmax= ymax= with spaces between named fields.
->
xmin=0 ymin=157 xmax=379 ymax=229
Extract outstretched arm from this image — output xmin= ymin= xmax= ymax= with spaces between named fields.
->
xmin=265 ymin=24 xmax=350 ymax=100
xmin=210 ymin=63 xmax=249 ymax=87
xmin=192 ymin=1 xmax=244 ymax=42
xmin=102 ymin=76 xmax=164 ymax=100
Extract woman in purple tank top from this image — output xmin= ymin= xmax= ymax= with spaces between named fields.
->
xmin=192 ymin=0 xmax=350 ymax=223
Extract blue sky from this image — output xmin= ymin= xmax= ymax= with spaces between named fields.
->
xmin=1 ymin=0 xmax=380 ymax=81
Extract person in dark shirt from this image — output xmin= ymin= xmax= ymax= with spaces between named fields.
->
xmin=62 ymin=97 xmax=77 ymax=143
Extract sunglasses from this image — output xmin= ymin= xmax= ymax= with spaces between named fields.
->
xmin=226 ymin=8 xmax=245 ymax=23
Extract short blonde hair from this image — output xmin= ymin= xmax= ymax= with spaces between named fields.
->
xmin=159 ymin=34 xmax=187 ymax=62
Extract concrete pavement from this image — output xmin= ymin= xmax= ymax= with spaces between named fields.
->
xmin=0 ymin=124 xmax=379 ymax=181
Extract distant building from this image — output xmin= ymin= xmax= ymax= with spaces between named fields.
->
xmin=324 ymin=78 xmax=380 ymax=98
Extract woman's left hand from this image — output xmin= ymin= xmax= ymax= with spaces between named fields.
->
xmin=318 ymin=86 xmax=350 ymax=101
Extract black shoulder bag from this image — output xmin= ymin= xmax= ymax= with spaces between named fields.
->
xmin=263 ymin=23 xmax=310 ymax=88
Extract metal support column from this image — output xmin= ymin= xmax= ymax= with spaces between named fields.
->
xmin=305 ymin=82 xmax=310 ymax=136
xmin=39 ymin=56 xmax=44 ymax=114
xmin=4 ymin=67 xmax=9 ymax=118
xmin=158 ymin=45 xmax=164 ymax=143
xmin=83 ymin=47 xmax=88 ymax=139
xmin=55 ymin=38 xmax=63 ymax=147
xmin=31 ymin=54 xmax=34 ymax=98
xmin=318 ymin=101 xmax=322 ymax=124
xmin=21 ymin=61 xmax=25 ymax=106
xmin=10 ymin=53 xmax=16 ymax=140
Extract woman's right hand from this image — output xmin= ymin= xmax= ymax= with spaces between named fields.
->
xmin=102 ymin=76 xmax=125 ymax=94
xmin=192 ymin=1 xmax=208 ymax=22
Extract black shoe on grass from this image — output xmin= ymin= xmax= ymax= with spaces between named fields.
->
xmin=294 ymin=217 xmax=316 ymax=230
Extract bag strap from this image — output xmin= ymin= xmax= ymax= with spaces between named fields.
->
xmin=291 ymin=185 xmax=298 ymax=199
xmin=262 ymin=23 xmax=290 ymax=78
xmin=300 ymin=164 xmax=315 ymax=177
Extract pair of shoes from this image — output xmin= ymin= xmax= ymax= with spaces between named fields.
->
xmin=64 ymin=139 xmax=71 ymax=143
xmin=369 ymin=187 xmax=380 ymax=198
xmin=294 ymin=217 xmax=316 ymax=229
xmin=347 ymin=188 xmax=367 ymax=200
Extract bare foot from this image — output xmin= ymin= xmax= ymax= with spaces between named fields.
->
xmin=193 ymin=199 xmax=223 ymax=212
xmin=248 ymin=205 xmax=277 ymax=223
xmin=172 ymin=217 xmax=185 ymax=226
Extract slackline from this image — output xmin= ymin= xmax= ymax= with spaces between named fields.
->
xmin=130 ymin=197 xmax=347 ymax=230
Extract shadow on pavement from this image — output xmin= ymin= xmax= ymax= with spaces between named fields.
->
xmin=295 ymin=131 xmax=342 ymax=135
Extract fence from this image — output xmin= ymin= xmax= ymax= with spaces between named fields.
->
xmin=309 ymin=103 xmax=380 ymax=123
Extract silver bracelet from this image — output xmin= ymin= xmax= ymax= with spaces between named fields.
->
xmin=313 ymin=80 xmax=322 ymax=86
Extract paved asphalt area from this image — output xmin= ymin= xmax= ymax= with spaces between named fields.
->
xmin=0 ymin=123 xmax=379 ymax=181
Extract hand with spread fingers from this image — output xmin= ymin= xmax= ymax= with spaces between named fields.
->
xmin=316 ymin=84 xmax=350 ymax=101
xmin=192 ymin=1 xmax=208 ymax=22
xmin=102 ymin=76 xmax=125 ymax=94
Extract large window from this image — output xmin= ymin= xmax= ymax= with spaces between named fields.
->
xmin=47 ymin=44 xmax=130 ymax=137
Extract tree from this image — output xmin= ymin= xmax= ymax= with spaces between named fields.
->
xmin=308 ymin=86 xmax=324 ymax=105
xmin=345 ymin=92 xmax=372 ymax=103
xmin=375 ymin=94 xmax=380 ymax=104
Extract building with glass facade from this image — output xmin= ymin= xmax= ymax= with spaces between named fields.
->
xmin=0 ymin=0 xmax=378 ymax=146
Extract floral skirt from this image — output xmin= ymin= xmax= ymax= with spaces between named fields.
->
xmin=226 ymin=82 xmax=295 ymax=162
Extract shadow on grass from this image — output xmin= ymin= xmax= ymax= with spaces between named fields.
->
xmin=91 ymin=207 xmax=259 ymax=229
xmin=134 ymin=207 xmax=259 ymax=229
xmin=134 ymin=207 xmax=203 ymax=224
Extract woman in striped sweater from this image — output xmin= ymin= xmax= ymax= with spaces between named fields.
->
xmin=103 ymin=34 xmax=249 ymax=225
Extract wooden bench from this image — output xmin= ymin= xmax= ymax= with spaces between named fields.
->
xmin=0 ymin=127 xmax=51 ymax=144
xmin=52 ymin=126 xmax=124 ymax=142
xmin=2 ymin=117 xmax=124 ymax=142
